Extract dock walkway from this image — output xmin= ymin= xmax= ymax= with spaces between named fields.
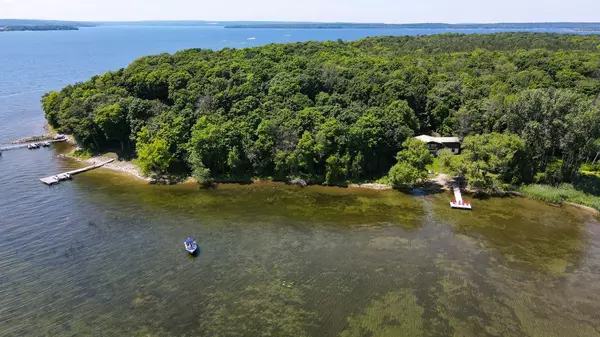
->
xmin=0 ymin=138 xmax=67 ymax=152
xmin=453 ymin=187 xmax=463 ymax=203
xmin=40 ymin=159 xmax=115 ymax=185
xmin=450 ymin=186 xmax=472 ymax=210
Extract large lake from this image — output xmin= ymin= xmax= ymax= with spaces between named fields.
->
xmin=1 ymin=26 xmax=600 ymax=336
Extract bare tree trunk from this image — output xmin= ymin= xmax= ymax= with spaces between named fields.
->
xmin=592 ymin=151 xmax=600 ymax=165
xmin=91 ymin=134 xmax=100 ymax=150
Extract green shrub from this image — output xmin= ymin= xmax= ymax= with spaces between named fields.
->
xmin=72 ymin=148 xmax=93 ymax=159
xmin=520 ymin=184 xmax=600 ymax=210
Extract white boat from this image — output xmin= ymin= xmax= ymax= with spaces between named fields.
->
xmin=27 ymin=143 xmax=40 ymax=149
xmin=42 ymin=141 xmax=51 ymax=147
xmin=450 ymin=187 xmax=472 ymax=210
xmin=184 ymin=238 xmax=198 ymax=254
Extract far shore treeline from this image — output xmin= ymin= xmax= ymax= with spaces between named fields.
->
xmin=224 ymin=22 xmax=600 ymax=30
xmin=42 ymin=33 xmax=600 ymax=189
xmin=0 ymin=25 xmax=79 ymax=32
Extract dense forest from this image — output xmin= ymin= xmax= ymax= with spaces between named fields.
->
xmin=42 ymin=33 xmax=600 ymax=189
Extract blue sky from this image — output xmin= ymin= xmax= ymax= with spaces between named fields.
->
xmin=1 ymin=0 xmax=598 ymax=23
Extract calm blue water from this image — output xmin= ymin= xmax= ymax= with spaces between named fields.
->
xmin=1 ymin=26 xmax=600 ymax=336
xmin=0 ymin=25 xmax=592 ymax=143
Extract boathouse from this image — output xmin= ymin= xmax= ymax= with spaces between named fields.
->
xmin=414 ymin=135 xmax=461 ymax=155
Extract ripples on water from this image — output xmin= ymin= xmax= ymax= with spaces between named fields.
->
xmin=1 ymin=25 xmax=600 ymax=336
xmin=0 ymin=147 xmax=599 ymax=336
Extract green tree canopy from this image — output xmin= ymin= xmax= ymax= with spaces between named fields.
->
xmin=445 ymin=133 xmax=525 ymax=190
xmin=40 ymin=33 xmax=600 ymax=184
xmin=388 ymin=138 xmax=433 ymax=188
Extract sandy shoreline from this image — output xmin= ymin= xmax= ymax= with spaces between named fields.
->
xmin=59 ymin=153 xmax=151 ymax=182
xmin=60 ymin=149 xmax=447 ymax=190
xmin=48 ymin=146 xmax=600 ymax=213
xmin=565 ymin=202 xmax=600 ymax=214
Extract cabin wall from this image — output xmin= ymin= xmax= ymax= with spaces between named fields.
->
xmin=426 ymin=142 xmax=461 ymax=156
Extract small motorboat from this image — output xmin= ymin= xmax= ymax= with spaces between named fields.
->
xmin=184 ymin=238 xmax=197 ymax=254
xmin=42 ymin=141 xmax=51 ymax=147
xmin=27 ymin=143 xmax=40 ymax=149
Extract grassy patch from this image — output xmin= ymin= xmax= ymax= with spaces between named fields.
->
xmin=520 ymin=184 xmax=600 ymax=211
xmin=71 ymin=148 xmax=93 ymax=159
xmin=426 ymin=157 xmax=445 ymax=174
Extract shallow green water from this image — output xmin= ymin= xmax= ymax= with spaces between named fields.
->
xmin=1 ymin=149 xmax=599 ymax=336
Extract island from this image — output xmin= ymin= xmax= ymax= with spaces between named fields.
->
xmin=41 ymin=33 xmax=600 ymax=209
xmin=1 ymin=25 xmax=79 ymax=32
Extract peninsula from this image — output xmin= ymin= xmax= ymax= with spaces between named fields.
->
xmin=41 ymin=33 xmax=600 ymax=209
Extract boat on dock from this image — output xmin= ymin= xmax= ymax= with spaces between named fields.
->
xmin=184 ymin=238 xmax=197 ymax=254
xmin=1 ymin=138 xmax=66 ymax=152
xmin=450 ymin=187 xmax=472 ymax=210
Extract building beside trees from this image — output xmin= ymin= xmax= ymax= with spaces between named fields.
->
xmin=41 ymin=33 xmax=600 ymax=188
xmin=414 ymin=135 xmax=461 ymax=155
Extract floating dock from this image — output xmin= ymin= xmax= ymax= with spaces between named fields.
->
xmin=0 ymin=138 xmax=67 ymax=152
xmin=450 ymin=187 xmax=472 ymax=210
xmin=40 ymin=159 xmax=115 ymax=185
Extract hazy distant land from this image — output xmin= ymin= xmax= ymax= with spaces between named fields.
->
xmin=1 ymin=19 xmax=599 ymax=31
xmin=225 ymin=22 xmax=600 ymax=30
xmin=1 ymin=25 xmax=79 ymax=32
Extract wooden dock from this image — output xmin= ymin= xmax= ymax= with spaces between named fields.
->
xmin=0 ymin=138 xmax=66 ymax=152
xmin=453 ymin=187 xmax=463 ymax=203
xmin=450 ymin=187 xmax=472 ymax=210
xmin=40 ymin=159 xmax=115 ymax=185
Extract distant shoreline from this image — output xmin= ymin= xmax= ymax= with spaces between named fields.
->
xmin=0 ymin=25 xmax=79 ymax=32
xmin=2 ymin=19 xmax=600 ymax=30
xmin=224 ymin=22 xmax=600 ymax=30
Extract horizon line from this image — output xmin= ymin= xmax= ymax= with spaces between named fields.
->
xmin=2 ymin=18 xmax=600 ymax=25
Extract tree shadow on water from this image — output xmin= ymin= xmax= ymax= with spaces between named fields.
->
xmin=394 ymin=181 xmax=446 ymax=196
